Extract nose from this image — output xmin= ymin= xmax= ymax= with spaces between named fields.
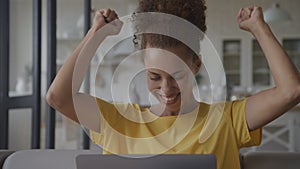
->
xmin=161 ymin=78 xmax=176 ymax=94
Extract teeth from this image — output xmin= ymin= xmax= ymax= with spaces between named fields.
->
xmin=161 ymin=95 xmax=177 ymax=101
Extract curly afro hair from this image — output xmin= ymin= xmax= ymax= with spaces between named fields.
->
xmin=137 ymin=0 xmax=207 ymax=33
xmin=133 ymin=0 xmax=207 ymax=60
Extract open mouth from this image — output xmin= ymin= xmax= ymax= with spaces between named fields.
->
xmin=159 ymin=93 xmax=181 ymax=105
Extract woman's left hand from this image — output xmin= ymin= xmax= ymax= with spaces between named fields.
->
xmin=237 ymin=6 xmax=267 ymax=34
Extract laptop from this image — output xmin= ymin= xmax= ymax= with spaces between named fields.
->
xmin=76 ymin=154 xmax=217 ymax=169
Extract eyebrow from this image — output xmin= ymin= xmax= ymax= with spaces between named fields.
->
xmin=171 ymin=70 xmax=185 ymax=75
xmin=148 ymin=71 xmax=160 ymax=76
xmin=148 ymin=70 xmax=184 ymax=76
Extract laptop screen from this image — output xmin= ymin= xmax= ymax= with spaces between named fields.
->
xmin=76 ymin=154 xmax=217 ymax=169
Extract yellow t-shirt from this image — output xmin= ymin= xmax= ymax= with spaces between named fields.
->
xmin=90 ymin=98 xmax=261 ymax=169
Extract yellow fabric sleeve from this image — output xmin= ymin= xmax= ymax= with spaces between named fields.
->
xmin=231 ymin=98 xmax=262 ymax=148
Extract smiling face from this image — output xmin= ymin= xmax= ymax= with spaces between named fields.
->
xmin=144 ymin=45 xmax=201 ymax=115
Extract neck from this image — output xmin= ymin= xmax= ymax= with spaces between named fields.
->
xmin=153 ymin=98 xmax=199 ymax=117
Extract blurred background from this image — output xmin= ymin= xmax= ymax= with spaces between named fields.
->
xmin=0 ymin=0 xmax=299 ymax=154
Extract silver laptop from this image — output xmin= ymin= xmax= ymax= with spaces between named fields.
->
xmin=76 ymin=154 xmax=217 ymax=169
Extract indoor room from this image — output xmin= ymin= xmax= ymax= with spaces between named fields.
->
xmin=0 ymin=0 xmax=300 ymax=169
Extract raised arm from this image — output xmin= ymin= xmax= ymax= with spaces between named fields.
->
xmin=237 ymin=6 xmax=300 ymax=131
xmin=46 ymin=9 xmax=121 ymax=132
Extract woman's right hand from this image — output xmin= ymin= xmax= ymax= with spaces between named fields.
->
xmin=92 ymin=8 xmax=122 ymax=35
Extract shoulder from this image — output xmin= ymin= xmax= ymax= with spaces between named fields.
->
xmin=94 ymin=97 xmax=144 ymax=119
xmin=198 ymin=98 xmax=248 ymax=120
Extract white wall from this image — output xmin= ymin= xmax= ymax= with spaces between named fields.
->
xmin=206 ymin=0 xmax=300 ymax=39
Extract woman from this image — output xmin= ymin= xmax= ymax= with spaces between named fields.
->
xmin=46 ymin=0 xmax=300 ymax=169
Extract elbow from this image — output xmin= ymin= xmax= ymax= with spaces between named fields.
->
xmin=295 ymin=86 xmax=300 ymax=102
xmin=281 ymin=85 xmax=300 ymax=104
xmin=46 ymin=89 xmax=63 ymax=110
xmin=46 ymin=89 xmax=79 ymax=124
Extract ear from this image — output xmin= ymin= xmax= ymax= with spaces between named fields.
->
xmin=192 ymin=56 xmax=202 ymax=74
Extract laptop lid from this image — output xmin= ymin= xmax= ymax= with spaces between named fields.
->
xmin=76 ymin=154 xmax=217 ymax=169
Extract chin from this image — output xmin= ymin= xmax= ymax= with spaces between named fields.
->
xmin=155 ymin=93 xmax=182 ymax=110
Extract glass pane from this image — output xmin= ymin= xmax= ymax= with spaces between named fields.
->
xmin=49 ymin=0 xmax=85 ymax=149
xmin=223 ymin=40 xmax=241 ymax=86
xmin=9 ymin=0 xmax=33 ymax=97
xmin=252 ymin=40 xmax=270 ymax=86
xmin=55 ymin=112 xmax=82 ymax=149
xmin=40 ymin=112 xmax=82 ymax=149
xmin=57 ymin=0 xmax=83 ymax=70
xmin=9 ymin=108 xmax=32 ymax=150
xmin=283 ymin=39 xmax=300 ymax=71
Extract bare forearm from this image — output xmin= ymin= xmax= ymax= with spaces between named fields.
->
xmin=253 ymin=23 xmax=300 ymax=91
xmin=47 ymin=27 xmax=98 ymax=106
